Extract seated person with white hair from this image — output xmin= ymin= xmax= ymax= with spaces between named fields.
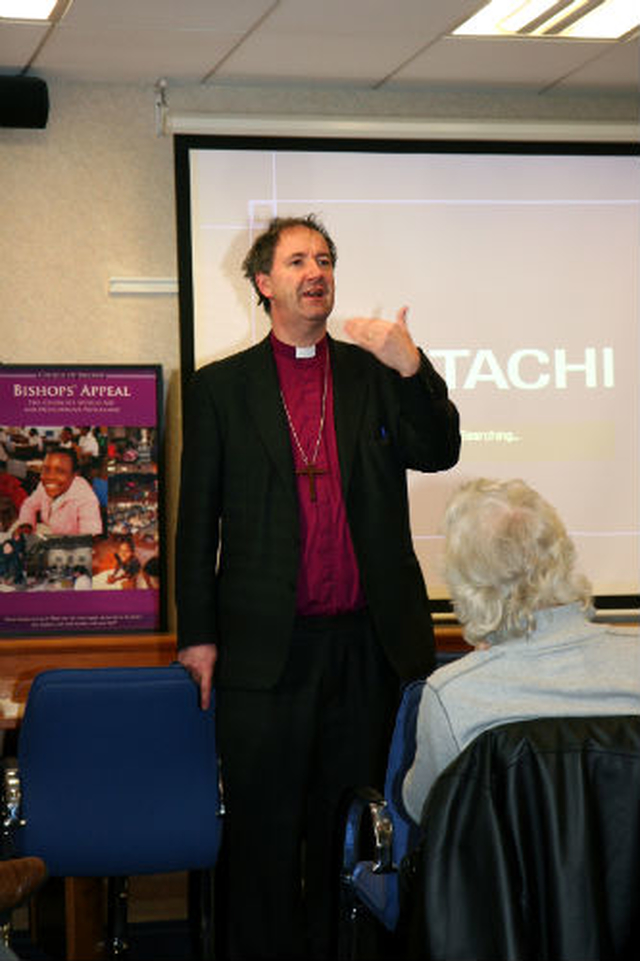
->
xmin=402 ymin=477 xmax=640 ymax=824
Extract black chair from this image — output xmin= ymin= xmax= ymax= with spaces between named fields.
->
xmin=2 ymin=664 xmax=223 ymax=960
xmin=403 ymin=714 xmax=640 ymax=961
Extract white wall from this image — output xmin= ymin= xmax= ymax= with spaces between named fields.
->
xmin=1 ymin=79 xmax=635 ymax=627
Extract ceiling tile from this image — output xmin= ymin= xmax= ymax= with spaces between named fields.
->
xmin=208 ymin=0 xmax=483 ymax=84
xmin=554 ymin=37 xmax=640 ymax=89
xmin=248 ymin=0 xmax=481 ymax=38
xmin=35 ymin=26 xmax=249 ymax=83
xmin=64 ymin=0 xmax=272 ymax=33
xmin=0 ymin=22 xmax=50 ymax=75
xmin=387 ymin=35 xmax=615 ymax=89
xmin=213 ymin=33 xmax=433 ymax=84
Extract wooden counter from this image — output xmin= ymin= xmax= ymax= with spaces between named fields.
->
xmin=0 ymin=632 xmax=177 ymax=730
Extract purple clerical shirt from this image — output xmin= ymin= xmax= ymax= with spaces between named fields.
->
xmin=271 ymin=333 xmax=366 ymax=616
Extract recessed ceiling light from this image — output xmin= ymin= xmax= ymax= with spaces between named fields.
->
xmin=557 ymin=0 xmax=640 ymax=37
xmin=0 ymin=0 xmax=71 ymax=22
xmin=453 ymin=0 xmax=640 ymax=40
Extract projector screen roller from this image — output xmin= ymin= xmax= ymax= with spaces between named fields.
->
xmin=175 ymin=135 xmax=639 ymax=609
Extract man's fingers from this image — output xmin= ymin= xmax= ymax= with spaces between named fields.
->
xmin=344 ymin=316 xmax=367 ymax=339
xmin=199 ymin=676 xmax=212 ymax=711
xmin=345 ymin=308 xmax=409 ymax=342
xmin=177 ymin=644 xmax=217 ymax=711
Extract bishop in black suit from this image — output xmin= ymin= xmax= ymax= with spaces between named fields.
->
xmin=176 ymin=215 xmax=460 ymax=960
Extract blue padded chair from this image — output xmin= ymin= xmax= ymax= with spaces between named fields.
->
xmin=4 ymin=664 xmax=223 ymax=960
xmin=338 ymin=678 xmax=425 ymax=960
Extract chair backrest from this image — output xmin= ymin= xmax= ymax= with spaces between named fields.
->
xmin=384 ymin=678 xmax=426 ymax=866
xmin=405 ymin=714 xmax=640 ymax=961
xmin=15 ymin=664 xmax=222 ymax=878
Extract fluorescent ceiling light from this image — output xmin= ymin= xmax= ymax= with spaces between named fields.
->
xmin=500 ymin=0 xmax=587 ymax=33
xmin=529 ymin=1 xmax=594 ymax=35
xmin=453 ymin=0 xmax=640 ymax=39
xmin=557 ymin=0 xmax=640 ymax=37
xmin=0 ymin=0 xmax=69 ymax=21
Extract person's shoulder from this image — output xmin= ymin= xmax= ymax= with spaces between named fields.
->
xmin=24 ymin=482 xmax=43 ymax=500
xmin=428 ymin=647 xmax=493 ymax=694
xmin=329 ymin=335 xmax=382 ymax=376
xmin=330 ymin=335 xmax=368 ymax=360
xmin=191 ymin=339 xmax=270 ymax=386
xmin=70 ymin=474 xmax=96 ymax=496
xmin=598 ymin=624 xmax=640 ymax=647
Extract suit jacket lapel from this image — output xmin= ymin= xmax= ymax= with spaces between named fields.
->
xmin=243 ymin=337 xmax=296 ymax=499
xmin=329 ymin=336 xmax=369 ymax=494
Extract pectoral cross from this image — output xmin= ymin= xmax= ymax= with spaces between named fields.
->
xmin=296 ymin=463 xmax=327 ymax=502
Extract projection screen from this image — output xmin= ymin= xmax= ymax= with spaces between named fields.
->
xmin=175 ymin=134 xmax=639 ymax=613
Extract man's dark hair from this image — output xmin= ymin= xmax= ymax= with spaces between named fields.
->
xmin=242 ymin=214 xmax=337 ymax=315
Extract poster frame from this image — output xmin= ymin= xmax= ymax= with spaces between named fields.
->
xmin=0 ymin=363 xmax=166 ymax=637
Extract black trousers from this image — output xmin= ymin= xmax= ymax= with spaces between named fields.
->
xmin=214 ymin=610 xmax=400 ymax=961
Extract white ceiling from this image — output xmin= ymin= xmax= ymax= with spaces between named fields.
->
xmin=0 ymin=0 xmax=638 ymax=94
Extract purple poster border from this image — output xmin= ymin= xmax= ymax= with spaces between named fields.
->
xmin=0 ymin=364 xmax=165 ymax=636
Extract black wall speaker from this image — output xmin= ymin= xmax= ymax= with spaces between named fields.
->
xmin=0 ymin=76 xmax=49 ymax=129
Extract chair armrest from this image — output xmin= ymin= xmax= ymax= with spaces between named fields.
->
xmin=341 ymin=786 xmax=395 ymax=877
xmin=1 ymin=759 xmax=23 ymax=859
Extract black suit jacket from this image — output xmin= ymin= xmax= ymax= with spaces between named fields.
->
xmin=175 ymin=335 xmax=460 ymax=689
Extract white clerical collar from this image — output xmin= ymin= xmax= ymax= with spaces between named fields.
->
xmin=295 ymin=345 xmax=316 ymax=359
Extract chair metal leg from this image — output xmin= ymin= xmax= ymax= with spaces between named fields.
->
xmin=337 ymin=880 xmax=358 ymax=961
xmin=188 ymin=869 xmax=214 ymax=961
xmin=338 ymin=880 xmax=399 ymax=961
xmin=0 ymin=919 xmax=11 ymax=950
xmin=106 ymin=876 xmax=129 ymax=958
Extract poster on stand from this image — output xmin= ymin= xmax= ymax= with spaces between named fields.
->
xmin=0 ymin=365 xmax=164 ymax=636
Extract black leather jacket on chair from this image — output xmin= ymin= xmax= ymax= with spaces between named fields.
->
xmin=402 ymin=715 xmax=640 ymax=961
